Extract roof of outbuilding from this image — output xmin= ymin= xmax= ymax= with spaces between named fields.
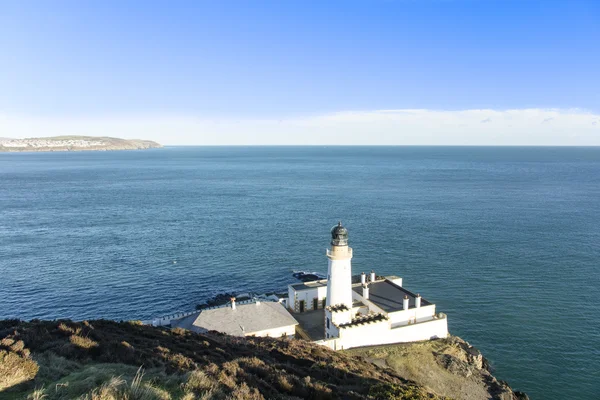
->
xmin=176 ymin=301 xmax=298 ymax=337
xmin=353 ymin=280 xmax=431 ymax=313
xmin=290 ymin=280 xmax=328 ymax=291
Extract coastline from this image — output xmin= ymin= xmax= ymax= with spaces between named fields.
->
xmin=0 ymin=136 xmax=162 ymax=152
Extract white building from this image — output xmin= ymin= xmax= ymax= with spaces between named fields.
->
xmin=165 ymin=222 xmax=447 ymax=350
xmin=172 ymin=299 xmax=298 ymax=338
xmin=288 ymin=222 xmax=448 ymax=350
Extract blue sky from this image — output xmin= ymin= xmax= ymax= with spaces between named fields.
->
xmin=0 ymin=1 xmax=599 ymax=144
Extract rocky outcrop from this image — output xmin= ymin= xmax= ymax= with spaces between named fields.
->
xmin=346 ymin=335 xmax=528 ymax=400
xmin=0 ymin=136 xmax=162 ymax=152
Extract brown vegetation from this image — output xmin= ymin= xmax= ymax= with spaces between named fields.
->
xmin=0 ymin=319 xmax=442 ymax=400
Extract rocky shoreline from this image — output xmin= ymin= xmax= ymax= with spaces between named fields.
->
xmin=0 ymin=135 xmax=162 ymax=152
xmin=346 ymin=335 xmax=528 ymax=400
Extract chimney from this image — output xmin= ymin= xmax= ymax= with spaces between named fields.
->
xmin=230 ymin=297 xmax=236 ymax=310
xmin=370 ymin=270 xmax=376 ymax=282
xmin=403 ymin=295 xmax=409 ymax=310
xmin=360 ymin=272 xmax=366 ymax=284
xmin=362 ymin=284 xmax=369 ymax=300
xmin=415 ymin=294 xmax=421 ymax=308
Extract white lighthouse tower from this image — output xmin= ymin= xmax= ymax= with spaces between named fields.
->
xmin=325 ymin=222 xmax=353 ymax=339
xmin=326 ymin=222 xmax=353 ymax=308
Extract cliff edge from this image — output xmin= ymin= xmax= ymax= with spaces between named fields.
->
xmin=346 ymin=336 xmax=528 ymax=400
xmin=0 ymin=319 xmax=525 ymax=400
xmin=0 ymin=136 xmax=162 ymax=152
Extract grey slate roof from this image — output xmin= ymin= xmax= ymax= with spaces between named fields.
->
xmin=352 ymin=280 xmax=431 ymax=312
xmin=174 ymin=301 xmax=298 ymax=337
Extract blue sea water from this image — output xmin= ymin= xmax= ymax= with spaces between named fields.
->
xmin=1 ymin=146 xmax=599 ymax=399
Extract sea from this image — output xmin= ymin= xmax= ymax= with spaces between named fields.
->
xmin=1 ymin=146 xmax=599 ymax=399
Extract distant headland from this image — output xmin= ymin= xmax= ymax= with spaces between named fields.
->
xmin=0 ymin=135 xmax=162 ymax=152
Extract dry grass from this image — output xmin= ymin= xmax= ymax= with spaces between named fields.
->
xmin=0 ymin=343 xmax=39 ymax=390
xmin=0 ymin=319 xmax=446 ymax=400
xmin=182 ymin=370 xmax=214 ymax=394
xmin=26 ymin=387 xmax=47 ymax=400
xmin=70 ymin=335 xmax=99 ymax=349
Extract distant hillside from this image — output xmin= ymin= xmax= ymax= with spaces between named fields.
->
xmin=0 ymin=136 xmax=162 ymax=152
xmin=0 ymin=319 xmax=526 ymax=400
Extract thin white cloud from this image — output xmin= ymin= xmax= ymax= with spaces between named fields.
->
xmin=0 ymin=108 xmax=599 ymax=146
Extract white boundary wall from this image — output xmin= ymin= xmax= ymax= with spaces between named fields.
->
xmin=388 ymin=304 xmax=437 ymax=325
xmin=248 ymin=324 xmax=296 ymax=338
xmin=316 ymin=315 xmax=448 ymax=350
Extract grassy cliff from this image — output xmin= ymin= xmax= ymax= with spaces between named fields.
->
xmin=0 ymin=320 xmax=525 ymax=400
xmin=345 ymin=337 xmax=528 ymax=400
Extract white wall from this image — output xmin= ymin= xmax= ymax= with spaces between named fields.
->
xmin=314 ymin=337 xmax=339 ymax=350
xmin=288 ymin=286 xmax=295 ymax=311
xmin=331 ymin=316 xmax=448 ymax=350
xmin=330 ymin=309 xmax=352 ymax=326
xmin=388 ymin=277 xmax=403 ymax=287
xmin=324 ymin=310 xmax=340 ymax=339
xmin=288 ymin=284 xmax=328 ymax=312
xmin=388 ymin=304 xmax=437 ymax=326
xmin=247 ymin=324 xmax=297 ymax=338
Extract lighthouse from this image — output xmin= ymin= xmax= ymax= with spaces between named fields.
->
xmin=285 ymin=222 xmax=448 ymax=349
xmin=326 ymin=222 xmax=353 ymax=308
xmin=324 ymin=222 xmax=354 ymax=340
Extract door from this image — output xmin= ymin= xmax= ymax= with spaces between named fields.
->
xmin=299 ymin=300 xmax=305 ymax=312
xmin=313 ymin=298 xmax=319 ymax=310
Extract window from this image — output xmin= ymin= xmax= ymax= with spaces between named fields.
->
xmin=326 ymin=317 xmax=330 ymax=329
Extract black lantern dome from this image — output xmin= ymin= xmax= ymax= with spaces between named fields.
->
xmin=331 ymin=221 xmax=349 ymax=246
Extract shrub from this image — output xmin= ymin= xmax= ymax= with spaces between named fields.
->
xmin=182 ymin=370 xmax=215 ymax=393
xmin=58 ymin=323 xmax=75 ymax=335
xmin=0 ymin=349 xmax=39 ymax=390
xmin=70 ymin=335 xmax=99 ymax=349
xmin=228 ymin=382 xmax=263 ymax=400
xmin=277 ymin=374 xmax=294 ymax=392
xmin=82 ymin=367 xmax=170 ymax=400
xmin=369 ymin=383 xmax=434 ymax=400
xmin=27 ymin=386 xmax=47 ymax=400
xmin=34 ymin=351 xmax=80 ymax=382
